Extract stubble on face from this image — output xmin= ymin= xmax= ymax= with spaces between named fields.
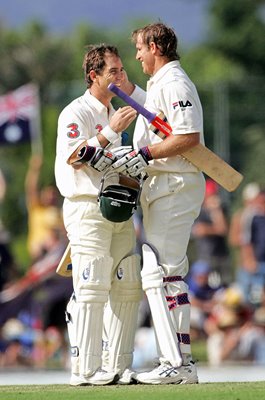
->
xmin=135 ymin=35 xmax=155 ymax=76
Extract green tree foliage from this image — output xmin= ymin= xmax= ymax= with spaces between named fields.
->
xmin=209 ymin=0 xmax=265 ymax=75
xmin=181 ymin=0 xmax=265 ymax=191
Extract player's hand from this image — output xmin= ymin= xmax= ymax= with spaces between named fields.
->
xmin=75 ymin=145 xmax=116 ymax=172
xmin=111 ymin=146 xmax=152 ymax=177
xmin=119 ymin=70 xmax=135 ymax=95
xmin=112 ymin=145 xmax=133 ymax=158
xmin=109 ymin=106 xmax=137 ymax=133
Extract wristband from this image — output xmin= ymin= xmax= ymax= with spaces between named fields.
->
xmin=139 ymin=146 xmax=153 ymax=162
xmin=101 ymin=125 xmax=119 ymax=143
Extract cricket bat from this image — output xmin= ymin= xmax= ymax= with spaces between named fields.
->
xmin=56 ymin=242 xmax=72 ymax=277
xmin=108 ymin=83 xmax=243 ymax=192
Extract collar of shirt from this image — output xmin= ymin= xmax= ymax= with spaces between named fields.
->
xmin=147 ymin=60 xmax=180 ymax=91
xmin=83 ymin=89 xmax=115 ymax=116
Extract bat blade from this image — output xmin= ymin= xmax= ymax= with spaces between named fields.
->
xmin=56 ymin=243 xmax=72 ymax=277
xmin=182 ymin=144 xmax=243 ymax=192
xmin=150 ymin=113 xmax=243 ymax=192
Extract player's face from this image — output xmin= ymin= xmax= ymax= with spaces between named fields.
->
xmin=135 ymin=35 xmax=155 ymax=76
xmin=98 ymin=54 xmax=125 ymax=91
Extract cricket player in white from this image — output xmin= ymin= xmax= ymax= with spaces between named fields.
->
xmin=112 ymin=23 xmax=206 ymax=384
xmin=55 ymin=44 xmax=145 ymax=386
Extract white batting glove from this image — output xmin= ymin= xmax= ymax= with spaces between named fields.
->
xmin=111 ymin=146 xmax=152 ymax=177
xmin=75 ymin=145 xmax=116 ymax=172
xmin=111 ymin=145 xmax=133 ymax=158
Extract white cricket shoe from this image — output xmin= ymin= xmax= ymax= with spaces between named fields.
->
xmin=179 ymin=362 xmax=199 ymax=384
xmin=70 ymin=370 xmax=119 ymax=386
xmin=135 ymin=361 xmax=198 ymax=385
xmin=118 ymin=368 xmax=137 ymax=384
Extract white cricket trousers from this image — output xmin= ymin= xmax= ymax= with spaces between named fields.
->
xmin=141 ymin=171 xmax=205 ymax=277
xmin=63 ymin=195 xmax=136 ymax=276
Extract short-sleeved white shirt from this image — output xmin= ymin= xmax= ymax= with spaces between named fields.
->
xmin=133 ymin=61 xmax=205 ymax=173
xmin=55 ymin=86 xmax=145 ymax=198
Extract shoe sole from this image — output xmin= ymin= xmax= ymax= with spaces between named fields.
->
xmin=136 ymin=376 xmax=198 ymax=385
xmin=88 ymin=374 xmax=119 ymax=386
xmin=70 ymin=373 xmax=119 ymax=386
xmin=118 ymin=377 xmax=138 ymax=385
xmin=136 ymin=377 xmax=183 ymax=385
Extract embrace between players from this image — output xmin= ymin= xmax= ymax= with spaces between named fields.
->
xmin=55 ymin=22 xmax=205 ymax=386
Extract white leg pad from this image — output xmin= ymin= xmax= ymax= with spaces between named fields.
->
xmin=141 ymin=244 xmax=182 ymax=367
xmin=65 ymin=293 xmax=79 ymax=374
xmin=67 ymin=255 xmax=113 ymax=376
xmin=102 ymin=254 xmax=142 ymax=375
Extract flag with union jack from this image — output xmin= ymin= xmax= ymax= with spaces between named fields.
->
xmin=0 ymin=83 xmax=41 ymax=145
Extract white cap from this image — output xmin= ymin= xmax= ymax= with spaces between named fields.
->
xmin=242 ymin=182 xmax=260 ymax=201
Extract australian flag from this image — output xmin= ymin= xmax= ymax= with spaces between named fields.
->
xmin=0 ymin=83 xmax=40 ymax=145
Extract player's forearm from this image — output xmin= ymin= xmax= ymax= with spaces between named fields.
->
xmin=148 ymin=132 xmax=200 ymax=160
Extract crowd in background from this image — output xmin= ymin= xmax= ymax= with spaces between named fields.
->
xmin=0 ymin=163 xmax=265 ymax=369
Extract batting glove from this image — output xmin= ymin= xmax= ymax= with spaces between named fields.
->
xmin=111 ymin=145 xmax=133 ymax=158
xmin=111 ymin=146 xmax=153 ymax=177
xmin=76 ymin=145 xmax=117 ymax=172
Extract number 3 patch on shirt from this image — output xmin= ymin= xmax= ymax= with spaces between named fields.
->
xmin=67 ymin=123 xmax=80 ymax=138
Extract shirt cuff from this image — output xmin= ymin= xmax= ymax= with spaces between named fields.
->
xmin=87 ymin=136 xmax=101 ymax=147
xmin=101 ymin=125 xmax=119 ymax=143
xmin=131 ymin=85 xmax=146 ymax=107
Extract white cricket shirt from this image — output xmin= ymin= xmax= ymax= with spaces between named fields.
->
xmin=55 ymin=86 xmax=144 ymax=198
xmin=133 ymin=60 xmax=205 ymax=174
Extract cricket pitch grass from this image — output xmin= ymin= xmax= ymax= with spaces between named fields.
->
xmin=1 ymin=381 xmax=265 ymax=400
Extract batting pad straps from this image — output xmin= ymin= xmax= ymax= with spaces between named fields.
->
xmin=166 ymin=293 xmax=190 ymax=310
xmin=163 ymin=275 xmax=183 ymax=283
xmin=177 ymin=333 xmax=191 ymax=345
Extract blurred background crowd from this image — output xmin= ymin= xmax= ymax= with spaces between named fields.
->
xmin=0 ymin=0 xmax=265 ymax=371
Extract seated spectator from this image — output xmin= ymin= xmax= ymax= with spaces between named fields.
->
xmin=252 ymin=305 xmax=265 ymax=365
xmin=191 ymin=179 xmax=232 ymax=287
xmin=229 ymin=182 xmax=263 ymax=306
xmin=185 ymin=260 xmax=222 ymax=339
xmin=204 ymin=285 xmax=261 ymax=366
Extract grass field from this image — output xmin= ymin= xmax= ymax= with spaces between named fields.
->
xmin=1 ymin=382 xmax=265 ymax=400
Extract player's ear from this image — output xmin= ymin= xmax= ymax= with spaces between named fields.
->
xmin=90 ymin=70 xmax=97 ymax=83
xmin=149 ymin=42 xmax=157 ymax=55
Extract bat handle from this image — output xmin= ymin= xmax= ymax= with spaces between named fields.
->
xmin=108 ymin=83 xmax=155 ymax=123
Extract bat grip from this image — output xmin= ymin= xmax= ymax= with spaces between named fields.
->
xmin=108 ymin=83 xmax=155 ymax=123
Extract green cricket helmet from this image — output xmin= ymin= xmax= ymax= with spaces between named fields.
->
xmin=98 ymin=172 xmax=142 ymax=223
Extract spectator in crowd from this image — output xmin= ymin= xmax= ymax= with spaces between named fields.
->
xmin=243 ymin=189 xmax=265 ymax=306
xmin=185 ymin=260 xmax=222 ymax=339
xmin=203 ymin=285 xmax=265 ymax=366
xmin=191 ymin=179 xmax=232 ymax=287
xmin=229 ymin=182 xmax=261 ymax=305
xmin=25 ymin=153 xmax=65 ymax=262
xmin=251 ymin=301 xmax=265 ymax=365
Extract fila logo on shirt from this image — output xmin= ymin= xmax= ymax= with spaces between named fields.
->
xmin=173 ymin=100 xmax=192 ymax=110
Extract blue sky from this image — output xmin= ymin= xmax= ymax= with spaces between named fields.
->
xmin=0 ymin=0 xmax=211 ymax=47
